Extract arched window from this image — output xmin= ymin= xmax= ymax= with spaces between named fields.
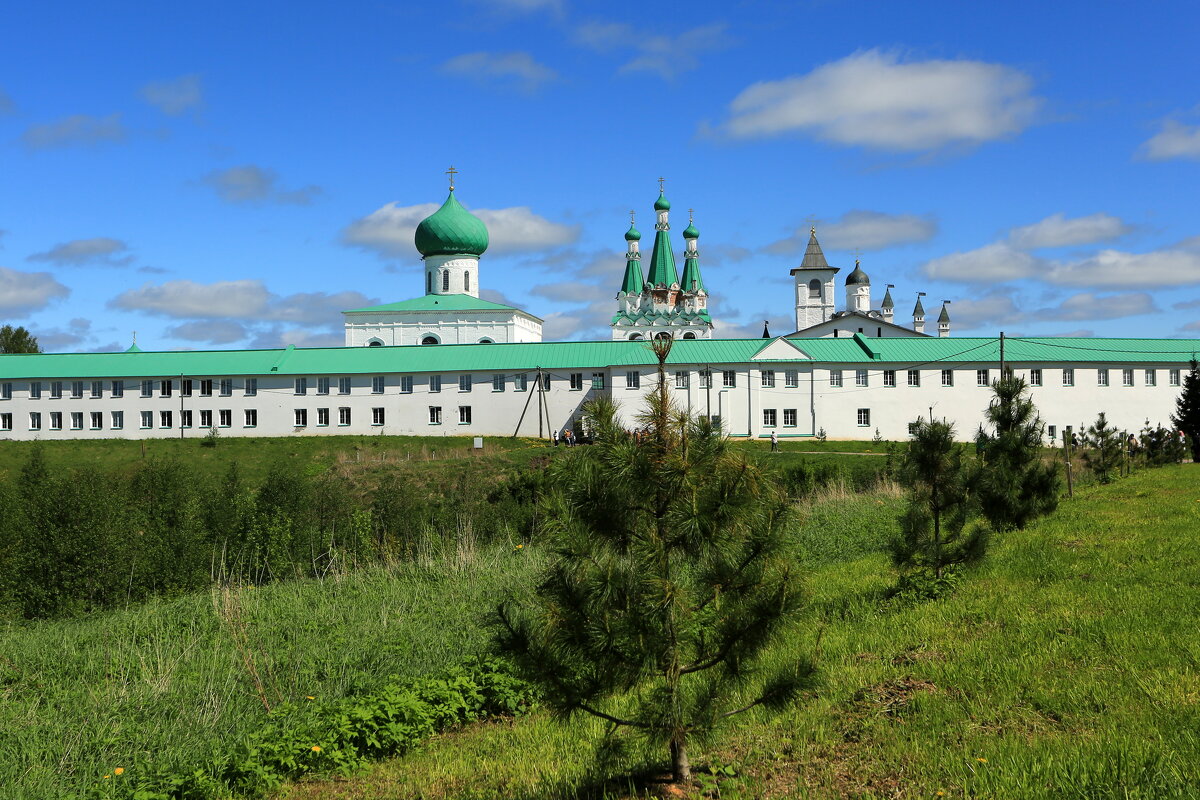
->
xmin=464 ymin=271 xmax=470 ymax=292
xmin=441 ymin=270 xmax=449 ymax=292
xmin=629 ymin=333 xmax=643 ymax=341
xmin=682 ymin=332 xmax=696 ymax=339
xmin=367 ymin=339 xmax=383 ymax=347
xmin=421 ymin=335 xmax=439 ymax=345
xmin=478 ymin=337 xmax=493 ymax=344
xmin=654 ymin=331 xmax=672 ymax=340
xmin=808 ymin=279 xmax=821 ymax=299
xmin=427 ymin=272 xmax=432 ymax=293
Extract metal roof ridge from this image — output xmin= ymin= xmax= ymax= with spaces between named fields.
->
xmin=851 ymin=332 xmax=881 ymax=360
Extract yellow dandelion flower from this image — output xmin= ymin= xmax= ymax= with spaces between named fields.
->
xmin=306 ymin=696 xmax=315 ymax=700
xmin=103 ymin=775 xmax=111 ymax=780
xmin=311 ymin=745 xmax=322 ymax=752
xmin=114 ymin=767 xmax=124 ymax=776
xmin=517 ymin=544 xmax=524 ymax=549
xmin=937 ymin=792 xmax=945 ymax=797
xmin=977 ymin=757 xmax=988 ymax=763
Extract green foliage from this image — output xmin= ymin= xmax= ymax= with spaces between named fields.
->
xmin=815 ymin=426 xmax=827 ymax=443
xmin=1137 ymin=420 xmax=1188 ymax=467
xmin=201 ymin=426 xmax=220 ymax=448
xmin=975 ymin=376 xmax=1060 ymax=531
xmin=495 ymin=345 xmax=812 ymax=783
xmin=1081 ymin=412 xmax=1124 ymax=484
xmin=891 ymin=418 xmax=986 ymax=581
xmin=1171 ymin=358 xmax=1200 ymax=462
xmin=0 ymin=323 xmax=42 ymax=353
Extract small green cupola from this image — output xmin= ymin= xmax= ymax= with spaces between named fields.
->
xmin=654 ymin=191 xmax=671 ymax=211
xmin=682 ymin=220 xmax=699 ymax=240
xmin=414 ymin=190 xmax=490 ymax=258
xmin=625 ymin=223 xmax=642 ymax=242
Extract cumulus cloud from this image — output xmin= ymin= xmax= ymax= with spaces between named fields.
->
xmin=767 ymin=210 xmax=937 ymax=255
xmin=248 ymin=327 xmax=345 ymax=349
xmin=945 ymin=290 xmax=1024 ymax=328
xmin=1033 ymin=291 xmax=1157 ymax=321
xmin=0 ymin=266 xmax=70 ymax=313
xmin=342 ymin=201 xmax=579 ymax=258
xmin=201 ymin=165 xmax=322 ymax=205
xmin=33 ymin=318 xmax=93 ymax=352
xmin=1138 ymin=119 xmax=1200 ymax=161
xmin=166 ymin=320 xmax=248 ymax=344
xmin=140 ymin=74 xmax=204 ymax=116
xmin=1044 ymin=248 xmax=1200 ymax=287
xmin=440 ymin=51 xmax=558 ymax=93
xmin=109 ymin=279 xmax=376 ymax=323
xmin=713 ymin=49 xmax=1041 ymax=151
xmin=1007 ymin=212 xmax=1134 ymax=249
xmin=27 ymin=237 xmax=134 ymax=267
xmin=1173 ymin=298 xmax=1200 ymax=310
xmin=922 ymin=242 xmax=1044 ymax=282
xmin=574 ymin=21 xmax=731 ymax=80
xmin=22 ymin=113 xmax=127 ymax=149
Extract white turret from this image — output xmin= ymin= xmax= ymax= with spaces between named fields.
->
xmin=938 ymin=301 xmax=951 ymax=338
xmin=790 ymin=227 xmax=839 ymax=331
xmin=913 ymin=292 xmax=927 ymax=335
xmin=844 ymin=259 xmax=871 ymax=313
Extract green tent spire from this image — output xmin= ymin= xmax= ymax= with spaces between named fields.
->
xmin=646 ymin=187 xmax=678 ymax=288
xmin=620 ymin=256 xmax=645 ymax=294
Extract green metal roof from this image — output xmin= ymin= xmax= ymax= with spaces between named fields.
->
xmin=654 ymin=191 xmax=670 ymax=211
xmin=682 ymin=222 xmax=699 ymax=239
xmin=680 ymin=256 xmax=705 ymax=293
xmin=1 ymin=337 xmax=1195 ymax=380
xmin=619 ymin=257 xmax=645 ymax=295
xmin=345 ymin=294 xmax=530 ymax=315
xmin=414 ymin=190 xmax=489 ymax=257
xmin=646 ymin=228 xmax=679 ymax=287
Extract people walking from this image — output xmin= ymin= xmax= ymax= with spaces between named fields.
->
xmin=770 ymin=429 xmax=779 ymax=452
xmin=552 ymin=429 xmax=559 ymax=446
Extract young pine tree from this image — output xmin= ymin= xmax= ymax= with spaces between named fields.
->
xmin=494 ymin=339 xmax=812 ymax=784
xmin=1171 ymin=358 xmax=1200 ymax=463
xmin=975 ymin=376 xmax=1060 ymax=530
xmin=1082 ymin=412 xmax=1123 ymax=484
xmin=891 ymin=418 xmax=986 ymax=581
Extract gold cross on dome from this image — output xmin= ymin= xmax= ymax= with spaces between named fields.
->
xmin=445 ymin=165 xmax=458 ymax=190
xmin=629 ymin=209 xmax=636 ymax=224
xmin=688 ymin=208 xmax=694 ymax=223
xmin=657 ymin=176 xmax=665 ymax=193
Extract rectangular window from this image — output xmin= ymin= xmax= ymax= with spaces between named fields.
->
xmin=675 ymin=371 xmax=690 ymax=389
xmin=976 ymin=369 xmax=990 ymax=387
xmin=30 ymin=381 xmax=42 ymax=400
xmin=0 ymin=413 xmax=11 ymax=431
xmin=941 ymin=369 xmax=954 ymax=387
xmin=761 ymin=370 xmax=776 ymax=388
xmin=294 ymin=409 xmax=308 ymax=427
xmin=219 ymin=409 xmax=232 ymax=427
xmin=1048 ymin=425 xmax=1057 ymax=441
xmin=723 ymin=370 xmax=737 ymax=388
xmin=1063 ymin=368 xmax=1075 ymax=387
xmin=592 ymin=373 xmax=606 ymax=390
xmin=514 ymin=374 xmax=527 ymax=392
xmin=245 ymin=378 xmax=257 ymax=397
xmin=338 ymin=377 xmax=352 ymax=395
xmin=1169 ymin=369 xmax=1181 ymax=387
xmin=111 ymin=411 xmax=123 ymax=430
xmin=763 ymin=408 xmax=777 ymax=427
xmin=625 ymin=371 xmax=640 ymax=389
xmin=111 ymin=380 xmax=123 ymax=398
xmin=52 ymin=381 xmax=64 ymax=399
xmin=493 ymin=374 xmax=505 ymax=392
xmin=200 ymin=379 xmax=213 ymax=397
xmin=430 ymin=375 xmax=442 ymax=393
xmin=160 ymin=380 xmax=172 ymax=398
xmin=1122 ymin=368 xmax=1134 ymax=387
xmin=458 ymin=406 xmax=472 ymax=424
xmin=857 ymin=408 xmax=871 ymax=427
xmin=541 ymin=374 xmax=551 ymax=391
xmin=907 ymin=370 xmax=921 ymax=387
xmin=220 ymin=379 xmax=232 ymax=397
xmin=71 ymin=380 xmax=84 ymax=399
xmin=200 ymin=410 xmax=212 ymax=428
xmin=429 ymin=406 xmax=442 ymax=425
xmin=781 ymin=370 xmax=797 ymax=389
xmin=855 ymin=369 xmax=868 ymax=387
xmin=338 ymin=407 xmax=351 ymax=426
xmin=29 ymin=412 xmax=41 ymax=431
xmin=570 ymin=373 xmax=583 ymax=391
xmin=458 ymin=375 xmax=471 ymax=392
xmin=372 ymin=376 xmax=385 ymax=394
xmin=1097 ymin=368 xmax=1109 ymax=387
xmin=160 ymin=410 xmax=172 ymax=428
xmin=180 ymin=410 xmax=192 ymax=428
xmin=883 ymin=370 xmax=896 ymax=387
xmin=70 ymin=412 xmax=83 ymax=430
xmin=91 ymin=380 xmax=103 ymax=398
xmin=699 ymin=370 xmax=712 ymax=389
xmin=1 ymin=383 xmax=11 ymax=400
xmin=400 ymin=375 xmax=413 ymax=394
xmin=140 ymin=411 xmax=152 ymax=429
xmin=1145 ymin=369 xmax=1156 ymax=387
xmin=89 ymin=411 xmax=101 ymax=430
xmin=317 ymin=377 xmax=330 ymax=395
xmin=244 ymin=409 xmax=257 ymax=427
xmin=181 ymin=379 xmax=192 ymax=397
xmin=908 ymin=422 xmax=919 ymax=436
xmin=372 ymin=407 xmax=385 ymax=426
xmin=140 ymin=380 xmax=152 ymax=398
xmin=829 ymin=370 xmax=843 ymax=388
xmin=317 ymin=408 xmax=330 ymax=426
xmin=295 ymin=377 xmax=308 ymax=395
xmin=783 ymin=408 xmax=797 ymax=427
xmin=1030 ymin=368 xmax=1042 ymax=387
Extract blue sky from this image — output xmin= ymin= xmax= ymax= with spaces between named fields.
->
xmin=2 ymin=0 xmax=1199 ymax=352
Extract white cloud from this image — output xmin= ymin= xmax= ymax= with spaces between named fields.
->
xmin=945 ymin=290 xmax=1024 ymax=328
xmin=1034 ymin=291 xmax=1157 ymax=321
xmin=1183 ymin=320 xmax=1200 ymax=332
xmin=1045 ymin=248 xmax=1200 ymax=287
xmin=166 ymin=320 xmax=248 ymax=344
xmin=140 ymin=74 xmax=204 ymax=116
xmin=1044 ymin=329 xmax=1095 ymax=338
xmin=28 ymin=237 xmax=134 ymax=267
xmin=767 ymin=210 xmax=936 ymax=255
xmin=0 ymin=266 xmax=70 ymax=313
xmin=1139 ymin=119 xmax=1200 ymax=161
xmin=22 ymin=113 xmax=127 ymax=149
xmin=265 ymin=290 xmax=377 ymax=324
xmin=109 ymin=279 xmax=376 ymax=323
xmin=248 ymin=327 xmax=346 ymax=349
xmin=32 ymin=318 xmax=92 ymax=352
xmin=342 ymin=202 xmax=579 ymax=259
xmin=202 ymin=165 xmax=322 ymax=205
xmin=921 ymin=242 xmax=1044 ymax=282
xmin=472 ymin=0 xmax=564 ymax=14
xmin=440 ymin=52 xmax=558 ymax=93
xmin=1173 ymin=298 xmax=1200 ymax=311
xmin=575 ymin=21 xmax=731 ymax=80
xmin=715 ymin=49 xmax=1041 ymax=151
xmin=1007 ymin=212 xmax=1134 ymax=249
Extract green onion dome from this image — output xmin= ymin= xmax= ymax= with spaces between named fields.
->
xmin=414 ymin=190 xmax=489 ymax=257
xmin=654 ymin=191 xmax=671 ymax=211
xmin=625 ymin=223 xmax=642 ymax=242
xmin=682 ymin=222 xmax=699 ymax=239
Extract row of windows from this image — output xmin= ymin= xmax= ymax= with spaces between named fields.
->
xmin=761 ymin=408 xmax=800 ymax=427
xmin=829 ymin=367 xmax=1183 ymax=389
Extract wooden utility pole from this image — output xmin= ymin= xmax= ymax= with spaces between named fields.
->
xmin=1062 ymin=425 xmax=1074 ymax=498
xmin=999 ymin=331 xmax=1006 ymax=379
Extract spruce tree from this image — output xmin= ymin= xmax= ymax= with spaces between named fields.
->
xmin=975 ymin=376 xmax=1060 ymax=530
xmin=1082 ymin=412 xmax=1123 ymax=484
xmin=891 ymin=418 xmax=985 ymax=581
xmin=1171 ymin=358 xmax=1200 ymax=462
xmin=494 ymin=338 xmax=812 ymax=784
